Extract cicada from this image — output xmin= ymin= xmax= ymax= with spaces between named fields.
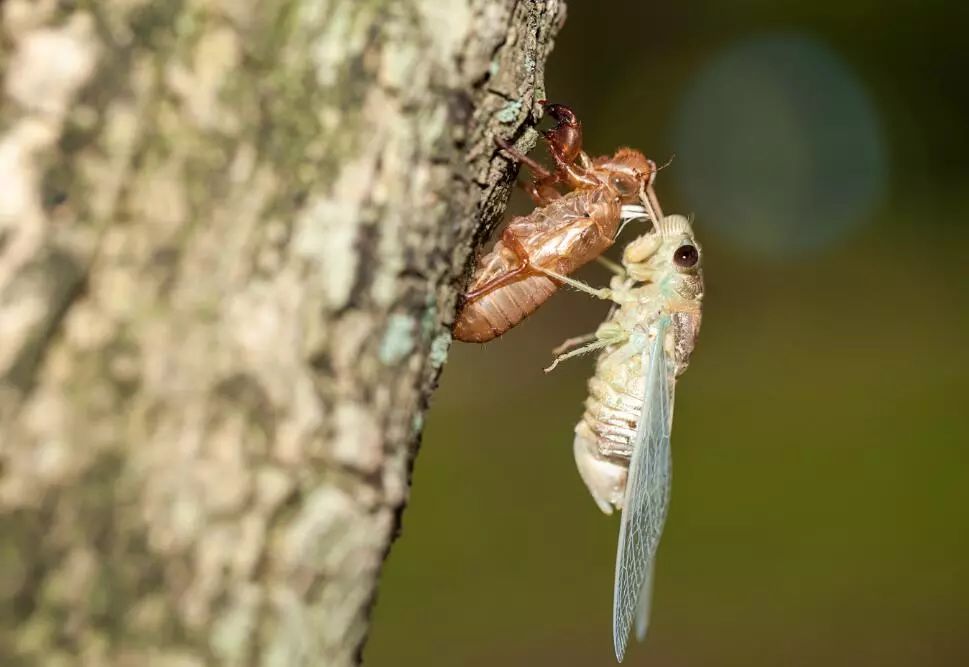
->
xmin=454 ymin=103 xmax=663 ymax=343
xmin=539 ymin=213 xmax=704 ymax=661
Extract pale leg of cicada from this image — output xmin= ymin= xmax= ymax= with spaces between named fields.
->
xmin=552 ymin=333 xmax=597 ymax=356
xmin=545 ymin=323 xmax=627 ymax=373
xmin=554 ymin=321 xmax=623 ymax=354
xmin=533 ymin=266 xmax=616 ymax=301
xmin=595 ymin=255 xmax=626 ymax=277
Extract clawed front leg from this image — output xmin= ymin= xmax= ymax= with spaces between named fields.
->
xmin=542 ymin=102 xmax=583 ymax=166
xmin=533 ymin=265 xmax=616 ymax=302
xmin=496 ymin=102 xmax=597 ymax=206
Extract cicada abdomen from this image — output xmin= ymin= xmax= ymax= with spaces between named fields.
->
xmin=454 ymin=188 xmax=623 ymax=342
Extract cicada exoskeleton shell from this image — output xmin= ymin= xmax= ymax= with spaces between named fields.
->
xmin=454 ymin=102 xmax=662 ymax=343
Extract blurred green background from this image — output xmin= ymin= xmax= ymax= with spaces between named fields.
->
xmin=368 ymin=2 xmax=969 ymax=665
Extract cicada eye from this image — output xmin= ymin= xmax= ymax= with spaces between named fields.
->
xmin=610 ymin=175 xmax=637 ymax=197
xmin=673 ymin=244 xmax=699 ymax=268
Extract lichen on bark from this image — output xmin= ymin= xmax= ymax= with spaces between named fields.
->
xmin=0 ymin=0 xmax=566 ymax=665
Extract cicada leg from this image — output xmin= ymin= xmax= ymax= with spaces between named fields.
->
xmin=552 ymin=333 xmax=597 ymax=356
xmin=545 ymin=324 xmax=628 ymax=373
xmin=532 ymin=265 xmax=615 ymax=302
xmin=553 ymin=320 xmax=623 ymax=356
xmin=541 ymin=102 xmax=583 ymax=165
xmin=496 ymin=136 xmax=552 ymax=180
xmin=497 ymin=102 xmax=600 ymax=205
xmin=496 ymin=137 xmax=564 ymax=206
xmin=462 ymin=231 xmax=533 ymax=304
xmin=540 ymin=103 xmax=604 ymax=190
xmin=523 ymin=179 xmax=563 ymax=206
xmin=595 ymin=256 xmax=626 ymax=277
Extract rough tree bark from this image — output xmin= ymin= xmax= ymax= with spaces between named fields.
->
xmin=0 ymin=1 xmax=565 ymax=665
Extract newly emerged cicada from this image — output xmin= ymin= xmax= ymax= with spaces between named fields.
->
xmin=454 ymin=103 xmax=663 ymax=343
xmin=540 ymin=213 xmax=704 ymax=661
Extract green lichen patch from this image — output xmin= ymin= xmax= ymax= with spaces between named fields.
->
xmin=378 ymin=313 xmax=417 ymax=365
xmin=495 ymin=99 xmax=522 ymax=123
xmin=428 ymin=331 xmax=451 ymax=370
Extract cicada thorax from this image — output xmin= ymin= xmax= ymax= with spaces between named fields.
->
xmin=453 ymin=187 xmax=622 ymax=343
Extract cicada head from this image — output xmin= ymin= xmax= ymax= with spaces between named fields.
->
xmin=623 ymin=214 xmax=704 ymax=301
xmin=594 ymin=148 xmax=657 ymax=206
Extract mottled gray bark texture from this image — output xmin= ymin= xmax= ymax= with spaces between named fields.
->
xmin=0 ymin=1 xmax=565 ymax=665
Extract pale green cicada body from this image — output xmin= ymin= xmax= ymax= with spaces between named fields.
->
xmin=539 ymin=212 xmax=704 ymax=662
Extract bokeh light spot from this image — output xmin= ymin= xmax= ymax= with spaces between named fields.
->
xmin=673 ymin=33 xmax=887 ymax=259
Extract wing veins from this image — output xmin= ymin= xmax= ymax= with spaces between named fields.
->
xmin=612 ymin=316 xmax=674 ymax=662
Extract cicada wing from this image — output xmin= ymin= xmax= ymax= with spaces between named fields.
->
xmin=612 ymin=316 xmax=674 ymax=662
xmin=634 ymin=559 xmax=656 ymax=642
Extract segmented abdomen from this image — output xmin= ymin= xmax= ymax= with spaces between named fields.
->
xmin=453 ymin=273 xmax=558 ymax=342
xmin=580 ymin=365 xmax=644 ymax=457
xmin=572 ymin=347 xmax=645 ymax=511
xmin=454 ymin=188 xmax=620 ymax=343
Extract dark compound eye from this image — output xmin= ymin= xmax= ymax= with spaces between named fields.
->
xmin=610 ymin=175 xmax=637 ymax=196
xmin=673 ymin=244 xmax=699 ymax=268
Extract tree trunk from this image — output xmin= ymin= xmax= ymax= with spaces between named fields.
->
xmin=0 ymin=1 xmax=565 ymax=664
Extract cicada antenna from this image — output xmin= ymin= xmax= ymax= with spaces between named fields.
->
xmin=655 ymin=153 xmax=676 ymax=172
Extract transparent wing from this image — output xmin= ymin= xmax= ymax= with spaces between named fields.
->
xmin=612 ymin=315 xmax=674 ymax=662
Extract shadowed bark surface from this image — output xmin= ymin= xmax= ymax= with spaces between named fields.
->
xmin=0 ymin=0 xmax=565 ymax=664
